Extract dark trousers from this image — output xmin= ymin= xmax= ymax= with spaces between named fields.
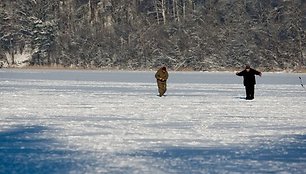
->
xmin=245 ymin=85 xmax=254 ymax=100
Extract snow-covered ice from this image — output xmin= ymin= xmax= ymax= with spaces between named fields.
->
xmin=1 ymin=69 xmax=306 ymax=173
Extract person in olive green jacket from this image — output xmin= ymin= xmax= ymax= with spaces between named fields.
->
xmin=155 ymin=66 xmax=169 ymax=97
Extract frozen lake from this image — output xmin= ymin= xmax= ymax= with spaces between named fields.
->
xmin=1 ymin=69 xmax=306 ymax=173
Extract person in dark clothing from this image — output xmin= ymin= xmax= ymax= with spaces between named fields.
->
xmin=155 ymin=66 xmax=169 ymax=97
xmin=236 ymin=65 xmax=262 ymax=100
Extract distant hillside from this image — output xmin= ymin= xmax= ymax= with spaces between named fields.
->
xmin=1 ymin=0 xmax=306 ymax=71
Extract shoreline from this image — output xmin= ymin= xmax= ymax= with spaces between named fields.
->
xmin=1 ymin=65 xmax=306 ymax=73
xmin=0 ymin=66 xmax=306 ymax=74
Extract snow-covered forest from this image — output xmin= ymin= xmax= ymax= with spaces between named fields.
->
xmin=1 ymin=0 xmax=306 ymax=70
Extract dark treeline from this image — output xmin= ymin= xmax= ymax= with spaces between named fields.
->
xmin=0 ymin=0 xmax=306 ymax=71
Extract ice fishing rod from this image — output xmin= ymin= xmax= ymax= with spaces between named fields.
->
xmin=299 ymin=77 xmax=305 ymax=89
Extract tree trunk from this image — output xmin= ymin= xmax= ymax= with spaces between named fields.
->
xmin=89 ymin=0 xmax=98 ymax=24
xmin=161 ymin=0 xmax=166 ymax=24
xmin=10 ymin=39 xmax=15 ymax=65
xmin=155 ymin=0 xmax=160 ymax=24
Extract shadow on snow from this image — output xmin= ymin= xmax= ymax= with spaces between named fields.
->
xmin=1 ymin=125 xmax=306 ymax=173
xmin=0 ymin=125 xmax=86 ymax=174
xmin=126 ymin=135 xmax=306 ymax=173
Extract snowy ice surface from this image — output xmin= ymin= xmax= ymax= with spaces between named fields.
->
xmin=1 ymin=69 xmax=306 ymax=174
